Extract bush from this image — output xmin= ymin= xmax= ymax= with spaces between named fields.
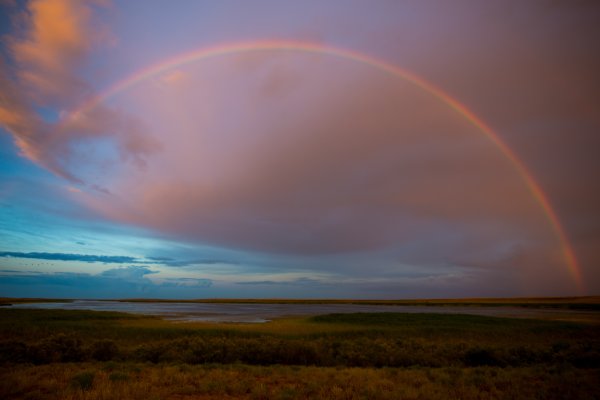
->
xmin=109 ymin=371 xmax=129 ymax=382
xmin=91 ymin=339 xmax=119 ymax=361
xmin=0 ymin=340 xmax=28 ymax=363
xmin=28 ymin=333 xmax=85 ymax=364
xmin=71 ymin=371 xmax=95 ymax=391
xmin=463 ymin=347 xmax=503 ymax=367
xmin=134 ymin=343 xmax=168 ymax=363
xmin=507 ymin=346 xmax=543 ymax=365
xmin=569 ymin=351 xmax=600 ymax=368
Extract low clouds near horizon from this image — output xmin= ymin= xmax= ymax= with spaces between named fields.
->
xmin=0 ymin=265 xmax=212 ymax=298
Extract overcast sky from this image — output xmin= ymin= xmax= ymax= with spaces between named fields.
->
xmin=0 ymin=0 xmax=598 ymax=299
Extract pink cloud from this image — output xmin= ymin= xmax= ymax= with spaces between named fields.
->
xmin=0 ymin=0 xmax=159 ymax=183
xmin=2 ymin=1 xmax=593 ymax=294
xmin=82 ymin=52 xmax=555 ymax=267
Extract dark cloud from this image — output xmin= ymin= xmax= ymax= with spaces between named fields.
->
xmin=163 ymin=259 xmax=239 ymax=267
xmin=0 ymin=250 xmax=240 ymax=269
xmin=146 ymin=256 xmax=173 ymax=262
xmin=0 ymin=266 xmax=212 ymax=298
xmin=0 ymin=251 xmax=138 ymax=263
xmin=144 ymin=255 xmax=240 ymax=267
xmin=0 ymin=266 xmax=156 ymax=289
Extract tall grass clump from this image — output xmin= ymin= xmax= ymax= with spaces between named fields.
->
xmin=70 ymin=371 xmax=95 ymax=391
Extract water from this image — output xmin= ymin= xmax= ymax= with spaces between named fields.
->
xmin=7 ymin=300 xmax=597 ymax=323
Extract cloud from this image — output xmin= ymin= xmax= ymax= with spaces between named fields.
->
xmin=65 ymin=1 xmax=596 ymax=294
xmin=235 ymin=277 xmax=321 ymax=286
xmin=0 ymin=0 xmax=159 ymax=184
xmin=0 ymin=266 xmax=156 ymax=289
xmin=0 ymin=266 xmax=212 ymax=298
xmin=235 ymin=280 xmax=279 ymax=286
xmin=161 ymin=258 xmax=239 ymax=267
xmin=145 ymin=255 xmax=239 ymax=268
xmin=160 ymin=277 xmax=212 ymax=288
xmin=100 ymin=265 xmax=157 ymax=279
xmin=0 ymin=250 xmax=237 ymax=269
xmin=2 ymin=1 xmax=597 ymax=296
xmin=85 ymin=50 xmax=550 ymax=263
xmin=0 ymin=251 xmax=138 ymax=263
xmin=9 ymin=0 xmax=95 ymax=104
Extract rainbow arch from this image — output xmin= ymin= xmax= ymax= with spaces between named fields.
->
xmin=68 ymin=39 xmax=584 ymax=293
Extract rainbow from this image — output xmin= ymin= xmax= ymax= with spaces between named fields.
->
xmin=68 ymin=39 xmax=584 ymax=292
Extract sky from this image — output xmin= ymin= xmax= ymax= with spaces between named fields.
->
xmin=0 ymin=0 xmax=599 ymax=299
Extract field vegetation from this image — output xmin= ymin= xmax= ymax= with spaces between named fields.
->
xmin=0 ymin=308 xmax=599 ymax=399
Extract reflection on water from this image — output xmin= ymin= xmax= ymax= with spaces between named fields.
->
xmin=8 ymin=300 xmax=598 ymax=323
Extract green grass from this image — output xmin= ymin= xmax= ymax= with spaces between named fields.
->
xmin=0 ymin=308 xmax=599 ymax=399
xmin=1 ymin=309 xmax=598 ymax=366
xmin=310 ymin=312 xmax=587 ymax=338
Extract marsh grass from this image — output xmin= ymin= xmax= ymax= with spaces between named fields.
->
xmin=0 ymin=308 xmax=599 ymax=398
xmin=70 ymin=371 xmax=95 ymax=391
xmin=1 ymin=363 xmax=599 ymax=400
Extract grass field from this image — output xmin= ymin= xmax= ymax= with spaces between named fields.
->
xmin=0 ymin=307 xmax=599 ymax=399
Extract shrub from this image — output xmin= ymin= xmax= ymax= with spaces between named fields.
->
xmin=0 ymin=340 xmax=28 ymax=363
xmin=569 ymin=351 xmax=600 ymax=368
xmin=28 ymin=333 xmax=85 ymax=364
xmin=71 ymin=371 xmax=95 ymax=391
xmin=91 ymin=339 xmax=119 ymax=361
xmin=109 ymin=371 xmax=129 ymax=382
xmin=463 ymin=347 xmax=503 ymax=367
xmin=507 ymin=346 xmax=543 ymax=365
xmin=133 ymin=343 xmax=167 ymax=363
